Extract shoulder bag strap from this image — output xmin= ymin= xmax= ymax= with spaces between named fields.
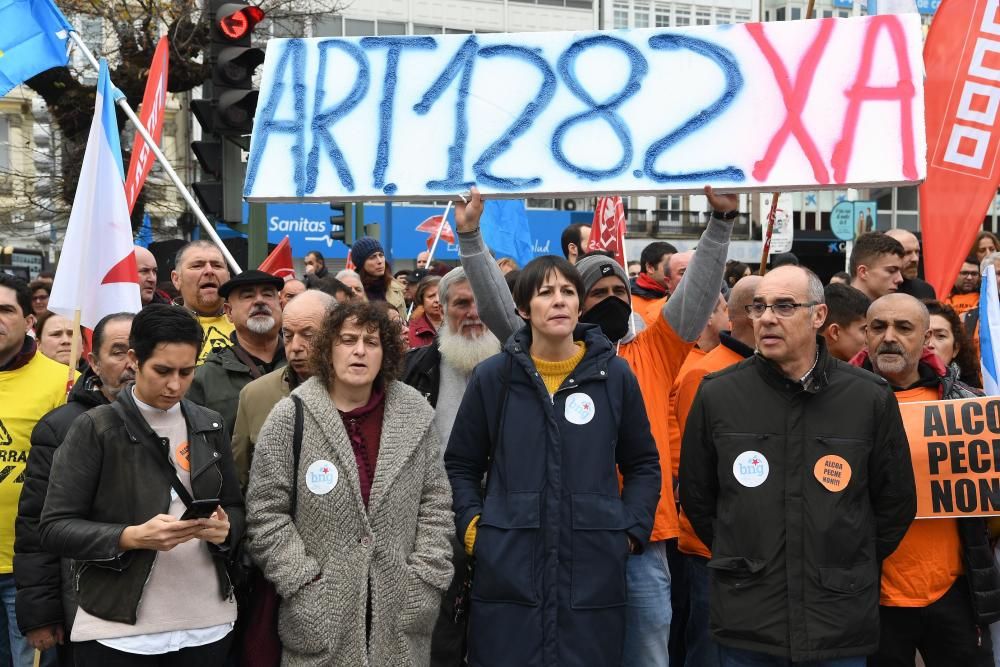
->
xmin=290 ymin=395 xmax=304 ymax=515
xmin=111 ymin=401 xmax=196 ymax=509
xmin=231 ymin=345 xmax=264 ymax=380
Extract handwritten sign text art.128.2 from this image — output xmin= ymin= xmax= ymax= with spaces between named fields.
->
xmin=244 ymin=15 xmax=926 ymax=202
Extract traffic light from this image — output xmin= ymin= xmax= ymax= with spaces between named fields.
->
xmin=330 ymin=202 xmax=355 ymax=247
xmin=208 ymin=0 xmax=265 ymax=138
xmin=191 ymin=0 xmax=265 ymax=226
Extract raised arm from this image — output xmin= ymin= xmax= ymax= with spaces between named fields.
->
xmin=455 ymin=189 xmax=524 ymax=344
xmin=663 ymin=186 xmax=736 ymax=341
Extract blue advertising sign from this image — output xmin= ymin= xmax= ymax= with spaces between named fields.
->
xmin=252 ymin=202 xmax=570 ymax=262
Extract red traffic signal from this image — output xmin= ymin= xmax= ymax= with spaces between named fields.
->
xmin=216 ymin=4 xmax=264 ymax=40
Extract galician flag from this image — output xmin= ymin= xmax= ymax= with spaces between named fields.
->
xmin=979 ymin=265 xmax=1000 ymax=395
xmin=49 ymin=59 xmax=141 ymax=328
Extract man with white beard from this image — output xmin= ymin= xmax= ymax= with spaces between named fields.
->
xmin=402 ymin=267 xmax=501 ymax=666
xmin=187 ymin=270 xmax=287 ymax=436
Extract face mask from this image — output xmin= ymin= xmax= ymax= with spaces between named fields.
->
xmin=580 ymin=295 xmax=632 ymax=343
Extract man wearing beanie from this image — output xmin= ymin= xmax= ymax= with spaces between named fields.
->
xmin=453 ymin=185 xmax=736 ymax=667
xmin=351 ymin=236 xmax=407 ymax=319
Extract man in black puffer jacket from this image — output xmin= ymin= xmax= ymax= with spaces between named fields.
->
xmin=14 ymin=313 xmax=135 ymax=665
xmin=853 ymin=293 xmax=1000 ymax=666
xmin=680 ymin=267 xmax=916 ymax=665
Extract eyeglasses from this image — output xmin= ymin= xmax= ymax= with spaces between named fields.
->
xmin=744 ymin=302 xmax=818 ymax=319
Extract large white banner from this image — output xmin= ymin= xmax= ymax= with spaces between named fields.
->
xmin=244 ymin=15 xmax=926 ymax=202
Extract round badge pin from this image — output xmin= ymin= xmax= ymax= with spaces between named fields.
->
xmin=305 ymin=460 xmax=339 ymax=495
xmin=564 ymin=392 xmax=596 ymax=425
xmin=732 ymin=450 xmax=769 ymax=488
xmin=814 ymin=455 xmax=852 ymax=493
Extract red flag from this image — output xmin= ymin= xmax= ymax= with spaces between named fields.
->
xmin=588 ymin=197 xmax=627 ymax=267
xmin=124 ymin=37 xmax=169 ymax=213
xmin=920 ymin=0 xmax=1000 ymax=298
xmin=258 ymin=236 xmax=295 ymax=280
xmin=415 ymin=215 xmax=455 ymax=244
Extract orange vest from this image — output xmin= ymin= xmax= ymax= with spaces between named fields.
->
xmin=669 ymin=342 xmax=747 ymax=558
xmin=619 ymin=316 xmax=694 ymax=542
xmin=947 ymin=292 xmax=980 ymax=318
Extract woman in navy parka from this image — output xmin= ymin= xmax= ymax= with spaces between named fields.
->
xmin=445 ymin=255 xmax=661 ymax=666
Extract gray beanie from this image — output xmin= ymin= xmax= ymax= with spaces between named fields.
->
xmin=575 ymin=255 xmax=631 ymax=302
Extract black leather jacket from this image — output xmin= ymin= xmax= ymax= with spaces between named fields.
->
xmin=39 ymin=386 xmax=244 ymax=625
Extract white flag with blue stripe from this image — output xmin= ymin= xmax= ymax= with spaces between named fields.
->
xmin=979 ymin=265 xmax=1000 ymax=395
xmin=48 ymin=59 xmax=141 ymax=329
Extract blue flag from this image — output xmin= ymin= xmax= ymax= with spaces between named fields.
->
xmin=0 ymin=0 xmax=71 ymax=97
xmin=135 ymin=212 xmax=153 ymax=248
xmin=480 ymin=199 xmax=534 ymax=268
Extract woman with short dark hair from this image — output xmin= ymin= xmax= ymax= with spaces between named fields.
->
xmin=247 ymin=302 xmax=453 ymax=666
xmin=40 ymin=305 xmax=243 ymax=666
xmin=924 ymin=300 xmax=982 ymax=389
xmin=445 ymin=255 xmax=660 ymax=667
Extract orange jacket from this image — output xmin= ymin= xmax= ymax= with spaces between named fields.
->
xmin=669 ymin=337 xmax=750 ymax=557
xmin=620 ymin=316 xmax=694 ymax=542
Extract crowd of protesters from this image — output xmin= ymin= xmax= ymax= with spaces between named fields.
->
xmin=1 ymin=186 xmax=1000 ymax=667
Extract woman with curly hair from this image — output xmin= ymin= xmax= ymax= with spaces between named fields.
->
xmin=246 ymin=302 xmax=454 ymax=666
xmin=924 ymin=300 xmax=982 ymax=389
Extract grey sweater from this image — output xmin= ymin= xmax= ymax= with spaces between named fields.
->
xmin=458 ymin=215 xmax=734 ymax=344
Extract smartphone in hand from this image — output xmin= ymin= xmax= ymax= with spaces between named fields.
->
xmin=180 ymin=499 xmax=221 ymax=521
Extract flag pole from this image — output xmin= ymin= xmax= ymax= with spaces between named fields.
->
xmin=758 ymin=0 xmax=814 ymax=277
xmin=407 ymin=200 xmax=453 ymax=319
xmin=67 ymin=31 xmax=243 ymax=275
xmin=65 ymin=309 xmax=81 ymax=396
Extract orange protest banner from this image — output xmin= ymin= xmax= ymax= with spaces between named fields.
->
xmin=899 ymin=396 xmax=1000 ymax=519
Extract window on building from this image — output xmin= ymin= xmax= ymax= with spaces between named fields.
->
xmin=565 ymin=0 xmax=592 ymax=8
xmin=344 ymin=19 xmax=375 ymax=36
xmin=634 ymin=1 xmax=650 ymax=27
xmin=613 ymin=0 xmax=629 ymax=28
xmin=735 ymin=10 xmax=750 ymax=22
xmin=0 ymin=116 xmax=9 ymax=171
xmin=657 ymin=195 xmax=682 ymax=223
xmin=674 ymin=4 xmax=691 ymax=25
xmin=272 ymin=16 xmax=305 ymax=37
xmin=791 ymin=7 xmax=801 ymax=20
xmin=696 ymin=8 xmax=711 ymax=24
xmin=823 ymin=10 xmax=833 ymax=17
xmin=377 ymin=20 xmax=406 ymax=35
xmin=838 ymin=10 xmax=849 ymax=17
xmin=776 ymin=7 xmax=786 ymax=20
xmin=655 ymin=3 xmax=670 ymax=26
xmin=313 ymin=15 xmax=342 ymax=36
xmin=413 ymin=24 xmax=442 ymax=34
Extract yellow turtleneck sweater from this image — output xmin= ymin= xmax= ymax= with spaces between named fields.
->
xmin=464 ymin=342 xmax=588 ymax=555
xmin=532 ymin=342 xmax=587 ymax=395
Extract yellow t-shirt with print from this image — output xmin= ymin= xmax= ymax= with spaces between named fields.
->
xmin=0 ymin=351 xmax=74 ymax=573
xmin=197 ymin=314 xmax=235 ymax=365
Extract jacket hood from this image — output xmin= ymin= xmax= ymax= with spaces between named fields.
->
xmin=630 ymin=274 xmax=668 ymax=299
xmin=719 ymin=331 xmax=755 ymax=359
xmin=68 ymin=367 xmax=111 ymax=409
xmin=506 ymin=322 xmax=616 ymax=384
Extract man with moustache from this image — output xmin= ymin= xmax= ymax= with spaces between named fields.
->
xmin=170 ymin=241 xmax=234 ymax=364
xmin=680 ymin=266 xmax=916 ymax=666
xmin=13 ymin=313 xmax=135 ymax=666
xmin=403 ymin=267 xmax=502 ymax=666
xmin=850 ymin=293 xmax=998 ymax=666
xmin=231 ymin=290 xmax=336 ymax=490
xmin=187 ymin=271 xmax=286 ymax=436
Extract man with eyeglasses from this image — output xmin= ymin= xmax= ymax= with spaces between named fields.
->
xmin=946 ymin=257 xmax=981 ymax=318
xmin=680 ymin=265 xmax=916 ymax=667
